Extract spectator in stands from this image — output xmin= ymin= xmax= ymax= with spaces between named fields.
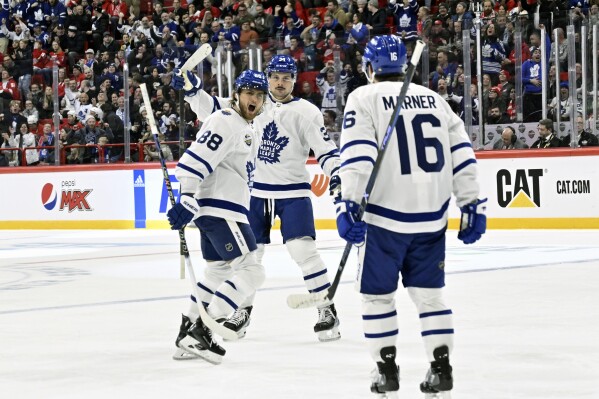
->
xmin=451 ymin=1 xmax=473 ymax=30
xmin=38 ymin=122 xmax=56 ymax=164
xmin=252 ymin=3 xmax=274 ymax=39
xmin=199 ymin=0 xmax=221 ymax=21
xmin=548 ymin=81 xmax=575 ymax=122
xmin=481 ymin=0 xmax=497 ymax=25
xmin=239 ymin=18 xmax=259 ymax=49
xmin=67 ymin=3 xmax=92 ymax=35
xmin=560 ymin=114 xmax=599 ymax=147
xmin=144 ymin=133 xmax=173 ymax=162
xmin=448 ymin=83 xmax=480 ymax=126
xmin=365 ymin=0 xmax=386 ymax=36
xmin=327 ymin=0 xmax=348 ymax=27
xmin=486 ymin=86 xmax=506 ymax=117
xmin=22 ymin=100 xmax=39 ymax=123
xmin=43 ymin=0 xmax=67 ymax=28
xmin=128 ymin=42 xmax=153 ymax=76
xmin=549 ymin=27 xmax=568 ymax=71
xmin=522 ymin=46 xmax=543 ymax=120
xmin=481 ymin=22 xmax=506 ymax=85
xmin=498 ymin=69 xmax=513 ymax=102
xmin=493 ymin=126 xmax=528 ymax=150
xmin=344 ymin=62 xmax=367 ymax=101
xmin=323 ymin=109 xmax=339 ymax=132
xmin=5 ymin=100 xmax=26 ymax=130
xmin=89 ymin=6 xmax=110 ymax=48
xmin=531 ymin=118 xmax=561 ymax=148
xmin=301 ymin=10 xmax=323 ymax=43
xmin=18 ymin=121 xmax=40 ymax=166
xmin=0 ymin=70 xmax=19 ymax=110
xmin=317 ymin=61 xmax=348 ymax=113
xmin=80 ymin=113 xmax=112 ymax=163
xmin=1 ymin=16 xmax=31 ymax=45
xmin=487 ymin=104 xmax=511 ymax=125
xmin=430 ymin=50 xmax=457 ymax=91
xmin=62 ymin=79 xmax=81 ymax=115
xmin=40 ymin=85 xmax=54 ymax=119
xmin=29 ymin=83 xmax=44 ymax=112
xmin=99 ymin=32 xmax=120 ymax=58
xmin=65 ymin=25 xmax=85 ymax=69
xmin=298 ymin=80 xmax=322 ymax=106
xmin=152 ymin=2 xmax=165 ymax=26
xmin=0 ymin=130 xmax=19 ymax=166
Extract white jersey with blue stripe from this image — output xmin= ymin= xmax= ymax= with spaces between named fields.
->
xmin=340 ymin=81 xmax=480 ymax=234
xmin=175 ymin=108 xmax=261 ymax=223
xmin=186 ymin=90 xmax=340 ymax=199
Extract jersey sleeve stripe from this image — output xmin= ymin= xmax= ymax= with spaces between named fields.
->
xmin=318 ymin=154 xmax=339 ymax=168
xmin=341 ymin=156 xmax=376 ymax=167
xmin=252 ymin=182 xmax=312 ymax=191
xmin=198 ymin=198 xmax=249 ymax=215
xmin=450 ymin=142 xmax=472 ymax=152
xmin=366 ymin=199 xmax=450 ymax=223
xmin=212 ymin=96 xmax=222 ymax=112
xmin=186 ymin=150 xmax=214 ymax=173
xmin=177 ymin=162 xmax=205 ymax=180
xmin=340 ymin=139 xmax=378 ymax=153
xmin=304 ymin=268 xmax=328 ymax=280
xmin=310 ymin=283 xmax=331 ymax=293
xmin=316 ymin=148 xmax=340 ymax=163
xmin=331 ymin=166 xmax=340 ymax=175
xmin=453 ymin=158 xmax=477 ymax=175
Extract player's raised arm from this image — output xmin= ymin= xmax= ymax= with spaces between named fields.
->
xmin=171 ymin=69 xmax=229 ymax=121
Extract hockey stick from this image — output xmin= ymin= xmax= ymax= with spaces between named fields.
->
xmin=140 ymin=83 xmax=238 ymax=341
xmin=180 ymin=43 xmax=212 ymax=90
xmin=287 ymin=40 xmax=427 ymax=309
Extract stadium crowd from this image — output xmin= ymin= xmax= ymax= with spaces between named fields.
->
xmin=0 ymin=0 xmax=598 ymax=166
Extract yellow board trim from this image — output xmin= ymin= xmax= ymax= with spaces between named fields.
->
xmin=3 ymin=218 xmax=599 ymax=230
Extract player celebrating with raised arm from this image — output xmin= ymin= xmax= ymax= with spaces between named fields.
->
xmin=167 ymin=70 xmax=268 ymax=365
xmin=171 ymin=55 xmax=342 ymax=343
xmin=336 ymin=36 xmax=486 ymax=398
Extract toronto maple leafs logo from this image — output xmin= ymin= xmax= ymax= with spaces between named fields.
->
xmin=246 ymin=160 xmax=256 ymax=189
xmin=258 ymin=121 xmax=289 ymax=164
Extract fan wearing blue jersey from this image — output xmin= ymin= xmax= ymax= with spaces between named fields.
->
xmin=167 ymin=70 xmax=268 ymax=365
xmin=171 ymin=55 xmax=342 ymax=343
xmin=337 ymin=36 xmax=487 ymax=397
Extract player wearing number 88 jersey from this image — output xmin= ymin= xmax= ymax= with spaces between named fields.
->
xmin=339 ymin=35 xmax=485 ymax=397
xmin=169 ymin=70 xmax=268 ymax=364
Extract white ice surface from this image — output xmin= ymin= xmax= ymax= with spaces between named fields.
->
xmin=1 ymin=229 xmax=598 ymax=399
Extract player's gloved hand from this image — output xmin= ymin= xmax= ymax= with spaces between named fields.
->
xmin=457 ymin=198 xmax=487 ymax=244
xmin=167 ymin=193 xmax=199 ymax=230
xmin=329 ymin=174 xmax=341 ymax=196
xmin=336 ymin=200 xmax=367 ymax=245
xmin=171 ymin=69 xmax=202 ymax=97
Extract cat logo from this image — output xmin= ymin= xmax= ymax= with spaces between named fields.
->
xmin=496 ymin=169 xmax=543 ymax=208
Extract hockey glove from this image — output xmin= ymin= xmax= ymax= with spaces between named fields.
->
xmin=457 ymin=198 xmax=487 ymax=244
xmin=336 ymin=200 xmax=367 ymax=245
xmin=167 ymin=193 xmax=200 ymax=230
xmin=329 ymin=174 xmax=341 ymax=196
xmin=171 ymin=69 xmax=202 ymax=97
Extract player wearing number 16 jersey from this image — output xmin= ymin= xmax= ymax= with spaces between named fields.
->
xmin=337 ymin=35 xmax=486 ymax=397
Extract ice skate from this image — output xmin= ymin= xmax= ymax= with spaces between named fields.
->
xmin=370 ymin=346 xmax=399 ymax=397
xmin=420 ymin=345 xmax=453 ymax=399
xmin=173 ymin=315 xmax=199 ymax=360
xmin=223 ymin=306 xmax=253 ymax=340
xmin=313 ymin=303 xmax=341 ymax=342
xmin=178 ymin=317 xmax=226 ymax=365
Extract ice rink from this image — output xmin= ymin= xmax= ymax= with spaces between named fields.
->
xmin=1 ymin=229 xmax=598 ymax=399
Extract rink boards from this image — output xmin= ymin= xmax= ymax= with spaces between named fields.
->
xmin=1 ymin=148 xmax=599 ymax=229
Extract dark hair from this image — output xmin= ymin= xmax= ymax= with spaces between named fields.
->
xmin=538 ymin=118 xmax=554 ymax=132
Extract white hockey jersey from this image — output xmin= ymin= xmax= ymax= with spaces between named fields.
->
xmin=175 ymin=108 xmax=261 ymax=223
xmin=340 ymin=81 xmax=480 ymax=234
xmin=186 ymin=91 xmax=340 ymax=199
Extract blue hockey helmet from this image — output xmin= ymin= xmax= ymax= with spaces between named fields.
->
xmin=265 ymin=54 xmax=298 ymax=79
xmin=362 ymin=35 xmax=407 ymax=82
xmin=235 ymin=70 xmax=269 ymax=94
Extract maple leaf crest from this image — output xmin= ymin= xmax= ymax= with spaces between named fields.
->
xmin=246 ymin=160 xmax=256 ymax=188
xmin=258 ymin=121 xmax=289 ymax=165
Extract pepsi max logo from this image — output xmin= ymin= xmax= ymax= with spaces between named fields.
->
xmin=41 ymin=183 xmax=58 ymax=210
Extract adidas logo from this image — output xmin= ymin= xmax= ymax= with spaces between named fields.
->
xmin=134 ymin=175 xmax=145 ymax=187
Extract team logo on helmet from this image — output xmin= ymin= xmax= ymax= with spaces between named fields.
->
xmin=235 ymin=70 xmax=268 ymax=93
xmin=265 ymin=55 xmax=297 ymax=78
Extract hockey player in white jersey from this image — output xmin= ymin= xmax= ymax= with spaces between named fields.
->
xmin=336 ymin=36 xmax=487 ymax=398
xmin=167 ymin=70 xmax=268 ymax=364
xmin=171 ymin=55 xmax=342 ymax=343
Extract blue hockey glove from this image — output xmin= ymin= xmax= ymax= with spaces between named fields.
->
xmin=457 ymin=198 xmax=487 ymax=244
xmin=171 ymin=69 xmax=202 ymax=97
xmin=336 ymin=200 xmax=367 ymax=245
xmin=167 ymin=194 xmax=199 ymax=230
xmin=329 ymin=174 xmax=341 ymax=196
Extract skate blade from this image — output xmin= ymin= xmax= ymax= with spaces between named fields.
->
xmin=317 ymin=326 xmax=341 ymax=342
xmin=172 ymin=347 xmax=199 ymax=361
xmin=374 ymin=392 xmax=398 ymax=398
xmin=425 ymin=392 xmax=452 ymax=399
xmin=179 ymin=336 xmax=223 ymax=365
